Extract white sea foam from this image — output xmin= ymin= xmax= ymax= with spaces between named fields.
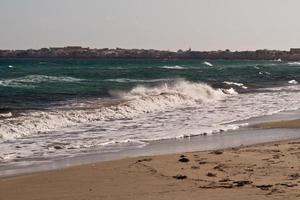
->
xmin=253 ymin=65 xmax=260 ymax=69
xmin=114 ymin=80 xmax=225 ymax=102
xmin=259 ymin=71 xmax=271 ymax=76
xmin=288 ymin=80 xmax=298 ymax=84
xmin=0 ymin=80 xmax=229 ymax=140
xmin=223 ymin=81 xmax=248 ymax=89
xmin=0 ymin=75 xmax=83 ymax=88
xmin=204 ymin=61 xmax=213 ymax=67
xmin=288 ymin=62 xmax=300 ymax=66
xmin=160 ymin=65 xmax=185 ymax=69
xmin=2 ymin=84 xmax=300 ymax=163
xmin=0 ymin=112 xmax=12 ymax=118
xmin=222 ymin=88 xmax=238 ymax=95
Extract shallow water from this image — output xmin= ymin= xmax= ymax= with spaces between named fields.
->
xmin=1 ymin=125 xmax=300 ymax=177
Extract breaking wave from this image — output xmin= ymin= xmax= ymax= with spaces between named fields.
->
xmin=288 ymin=62 xmax=300 ymax=66
xmin=204 ymin=61 xmax=213 ymax=67
xmin=0 ymin=75 xmax=83 ymax=88
xmin=111 ymin=80 xmax=228 ymax=102
xmin=0 ymin=80 xmax=235 ymax=140
xmin=223 ymin=81 xmax=248 ymax=89
xmin=160 ymin=65 xmax=185 ymax=69
xmin=0 ymin=112 xmax=12 ymax=118
xmin=288 ymin=80 xmax=298 ymax=84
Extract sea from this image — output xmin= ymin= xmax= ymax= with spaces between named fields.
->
xmin=1 ymin=58 xmax=300 ymax=170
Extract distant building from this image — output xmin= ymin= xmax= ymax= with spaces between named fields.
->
xmin=65 ymin=46 xmax=83 ymax=50
xmin=290 ymin=48 xmax=300 ymax=54
xmin=49 ymin=47 xmax=63 ymax=51
xmin=66 ymin=46 xmax=90 ymax=50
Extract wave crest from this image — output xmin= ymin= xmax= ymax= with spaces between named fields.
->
xmin=160 ymin=65 xmax=185 ymax=69
xmin=115 ymin=80 xmax=225 ymax=103
xmin=0 ymin=75 xmax=83 ymax=88
xmin=223 ymin=81 xmax=248 ymax=89
xmin=288 ymin=80 xmax=298 ymax=84
xmin=0 ymin=80 xmax=233 ymax=140
xmin=288 ymin=62 xmax=300 ymax=66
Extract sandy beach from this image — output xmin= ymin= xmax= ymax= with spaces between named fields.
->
xmin=0 ymin=120 xmax=300 ymax=200
xmin=2 ymin=1 xmax=300 ymax=199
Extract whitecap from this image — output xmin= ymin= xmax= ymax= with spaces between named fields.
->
xmin=222 ymin=88 xmax=238 ymax=95
xmin=0 ymin=112 xmax=12 ymax=118
xmin=204 ymin=61 xmax=213 ymax=67
xmin=288 ymin=62 xmax=300 ymax=66
xmin=253 ymin=65 xmax=260 ymax=70
xmin=0 ymin=80 xmax=233 ymax=140
xmin=160 ymin=65 xmax=185 ymax=69
xmin=223 ymin=81 xmax=248 ymax=89
xmin=259 ymin=71 xmax=271 ymax=76
xmin=0 ymin=75 xmax=83 ymax=88
xmin=288 ymin=80 xmax=298 ymax=84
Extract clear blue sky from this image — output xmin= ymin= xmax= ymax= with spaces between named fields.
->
xmin=1 ymin=0 xmax=300 ymax=51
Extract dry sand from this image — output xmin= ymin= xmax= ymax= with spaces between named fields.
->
xmin=0 ymin=120 xmax=300 ymax=200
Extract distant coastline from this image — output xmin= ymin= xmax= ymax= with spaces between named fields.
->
xmin=2 ymin=46 xmax=300 ymax=61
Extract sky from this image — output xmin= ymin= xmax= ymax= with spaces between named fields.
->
xmin=1 ymin=0 xmax=300 ymax=51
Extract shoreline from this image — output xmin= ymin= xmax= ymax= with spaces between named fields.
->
xmin=0 ymin=119 xmax=300 ymax=199
xmin=1 ymin=123 xmax=300 ymax=177
xmin=1 ymin=135 xmax=300 ymax=199
xmin=1 ymin=137 xmax=299 ymax=178
xmin=1 ymin=114 xmax=300 ymax=177
xmin=253 ymin=119 xmax=300 ymax=129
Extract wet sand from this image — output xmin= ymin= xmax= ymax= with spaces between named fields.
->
xmin=254 ymin=119 xmax=300 ymax=129
xmin=0 ymin=120 xmax=300 ymax=200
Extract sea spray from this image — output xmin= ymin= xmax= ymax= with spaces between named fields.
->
xmin=0 ymin=80 xmax=232 ymax=140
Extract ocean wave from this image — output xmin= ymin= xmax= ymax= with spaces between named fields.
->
xmin=111 ymin=80 xmax=228 ymax=102
xmin=0 ymin=112 xmax=12 ymax=118
xmin=287 ymin=62 xmax=300 ymax=66
xmin=104 ymin=78 xmax=171 ymax=83
xmin=204 ymin=61 xmax=213 ymax=67
xmin=0 ymin=75 xmax=83 ymax=88
xmin=0 ymin=80 xmax=234 ymax=140
xmin=223 ymin=81 xmax=248 ymax=89
xmin=259 ymin=71 xmax=271 ymax=76
xmin=288 ymin=80 xmax=298 ymax=84
xmin=222 ymin=87 xmax=238 ymax=95
xmin=160 ymin=65 xmax=185 ymax=69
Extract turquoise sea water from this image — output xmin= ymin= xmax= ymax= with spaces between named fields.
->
xmin=1 ymin=59 xmax=300 ymax=111
xmin=1 ymin=58 xmax=300 ymax=165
